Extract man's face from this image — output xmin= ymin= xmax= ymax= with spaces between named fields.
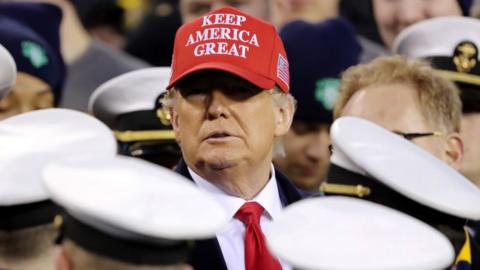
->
xmin=171 ymin=71 xmax=292 ymax=176
xmin=0 ymin=72 xmax=53 ymax=120
xmin=460 ymin=113 xmax=480 ymax=187
xmin=373 ymin=0 xmax=462 ymax=48
xmin=340 ymin=83 xmax=447 ymax=160
xmin=274 ymin=121 xmax=330 ymax=192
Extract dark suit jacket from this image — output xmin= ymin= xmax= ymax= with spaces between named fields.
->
xmin=175 ymin=159 xmax=309 ymax=270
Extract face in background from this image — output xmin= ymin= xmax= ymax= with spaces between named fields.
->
xmin=340 ymin=83 xmax=463 ymax=169
xmin=0 ymin=72 xmax=53 ymax=120
xmin=171 ymin=71 xmax=293 ymax=177
xmin=373 ymin=0 xmax=462 ymax=48
xmin=460 ymin=113 xmax=480 ymax=187
xmin=273 ymin=121 xmax=330 ymax=192
xmin=179 ymin=0 xmax=289 ymax=27
xmin=287 ymin=0 xmax=338 ymax=22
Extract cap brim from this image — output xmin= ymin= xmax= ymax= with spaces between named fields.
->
xmin=267 ymin=197 xmax=455 ymax=269
xmin=331 ymin=116 xmax=480 ymax=220
xmin=167 ymin=62 xmax=276 ymax=91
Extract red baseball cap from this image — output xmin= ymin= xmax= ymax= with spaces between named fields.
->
xmin=167 ymin=7 xmax=290 ymax=93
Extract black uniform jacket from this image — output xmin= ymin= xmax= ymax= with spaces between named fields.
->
xmin=325 ymin=164 xmax=480 ymax=269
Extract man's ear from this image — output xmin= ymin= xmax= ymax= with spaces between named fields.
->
xmin=444 ymin=132 xmax=464 ymax=170
xmin=55 ymin=247 xmax=72 ymax=270
xmin=169 ymin=107 xmax=181 ymax=145
xmin=274 ymin=98 xmax=295 ymax=137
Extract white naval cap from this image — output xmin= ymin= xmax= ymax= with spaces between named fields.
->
xmin=0 ymin=43 xmax=16 ymax=99
xmin=329 ymin=116 xmax=480 ymax=220
xmin=393 ymin=16 xmax=480 ymax=86
xmin=266 ymin=196 xmax=455 ymax=270
xmin=88 ymin=67 xmax=171 ymax=129
xmin=42 ymin=155 xmax=228 ymax=264
xmin=0 ymin=108 xmax=117 ymax=206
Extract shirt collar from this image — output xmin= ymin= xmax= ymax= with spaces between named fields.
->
xmin=189 ymin=164 xmax=283 ymax=221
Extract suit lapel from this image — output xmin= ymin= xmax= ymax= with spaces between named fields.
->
xmin=275 ymin=169 xmax=307 ymax=205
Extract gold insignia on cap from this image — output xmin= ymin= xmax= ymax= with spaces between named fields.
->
xmin=156 ymin=107 xmax=171 ymax=126
xmin=453 ymin=41 xmax=478 ymax=73
xmin=53 ymin=214 xmax=63 ymax=229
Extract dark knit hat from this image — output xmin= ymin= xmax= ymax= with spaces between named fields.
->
xmin=0 ymin=3 xmax=65 ymax=104
xmin=280 ymin=18 xmax=361 ymax=123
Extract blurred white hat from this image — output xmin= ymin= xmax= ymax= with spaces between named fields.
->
xmin=267 ymin=196 xmax=455 ymax=270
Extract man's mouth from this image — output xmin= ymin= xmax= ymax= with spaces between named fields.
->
xmin=210 ymin=132 xmax=230 ymax=138
xmin=205 ymin=131 xmax=233 ymax=141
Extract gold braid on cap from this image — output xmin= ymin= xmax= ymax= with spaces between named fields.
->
xmin=320 ymin=183 xmax=371 ymax=198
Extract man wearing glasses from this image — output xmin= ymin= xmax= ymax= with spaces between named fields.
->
xmin=333 ymin=55 xmax=463 ymax=170
xmin=324 ymin=55 xmax=479 ymax=267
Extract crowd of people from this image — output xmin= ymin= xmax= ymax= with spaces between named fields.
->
xmin=1 ymin=0 xmax=480 ymax=269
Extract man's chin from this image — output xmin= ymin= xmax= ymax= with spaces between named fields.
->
xmin=196 ymin=156 xmax=239 ymax=171
xmin=293 ymin=176 xmax=322 ymax=191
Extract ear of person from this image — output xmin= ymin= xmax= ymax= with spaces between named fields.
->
xmin=444 ymin=132 xmax=464 ymax=170
xmin=273 ymin=100 xmax=295 ymax=136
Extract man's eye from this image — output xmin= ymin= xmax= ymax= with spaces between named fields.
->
xmin=292 ymin=123 xmax=321 ymax=135
xmin=223 ymin=86 xmax=259 ymax=100
xmin=180 ymin=88 xmax=208 ymax=98
xmin=292 ymin=124 xmax=310 ymax=135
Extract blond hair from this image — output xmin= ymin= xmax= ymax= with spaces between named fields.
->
xmin=334 ymin=55 xmax=462 ymax=132
xmin=63 ymin=240 xmax=185 ymax=270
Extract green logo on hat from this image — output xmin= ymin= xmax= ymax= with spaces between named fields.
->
xmin=21 ymin=41 xmax=49 ymax=68
xmin=315 ymin=78 xmax=340 ymax=110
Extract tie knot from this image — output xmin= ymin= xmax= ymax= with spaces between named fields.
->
xmin=234 ymin=201 xmax=264 ymax=225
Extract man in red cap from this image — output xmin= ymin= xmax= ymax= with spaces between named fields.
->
xmin=161 ymin=7 xmax=304 ymax=270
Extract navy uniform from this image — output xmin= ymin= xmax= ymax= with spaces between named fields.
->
xmin=0 ymin=109 xmax=117 ymax=269
xmin=42 ymin=155 xmax=228 ymax=268
xmin=393 ymin=16 xmax=480 ymax=260
xmin=0 ymin=43 xmax=16 ymax=99
xmin=267 ymin=196 xmax=456 ymax=269
xmin=321 ymin=117 xmax=480 ymax=269
xmin=89 ymin=67 xmax=181 ymax=168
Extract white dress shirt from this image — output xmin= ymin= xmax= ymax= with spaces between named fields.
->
xmin=189 ymin=165 xmax=292 ymax=270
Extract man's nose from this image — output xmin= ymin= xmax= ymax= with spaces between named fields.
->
xmin=206 ymin=88 xmax=229 ymax=119
xmin=306 ymin=130 xmax=331 ymax=161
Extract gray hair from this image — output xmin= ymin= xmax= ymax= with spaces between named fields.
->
xmin=160 ymin=86 xmax=296 ymax=158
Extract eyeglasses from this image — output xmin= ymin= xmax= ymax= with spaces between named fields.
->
xmin=327 ymin=131 xmax=445 ymax=155
xmin=393 ymin=131 xmax=445 ymax=141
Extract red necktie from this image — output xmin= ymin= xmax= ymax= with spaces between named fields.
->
xmin=235 ymin=202 xmax=282 ymax=270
